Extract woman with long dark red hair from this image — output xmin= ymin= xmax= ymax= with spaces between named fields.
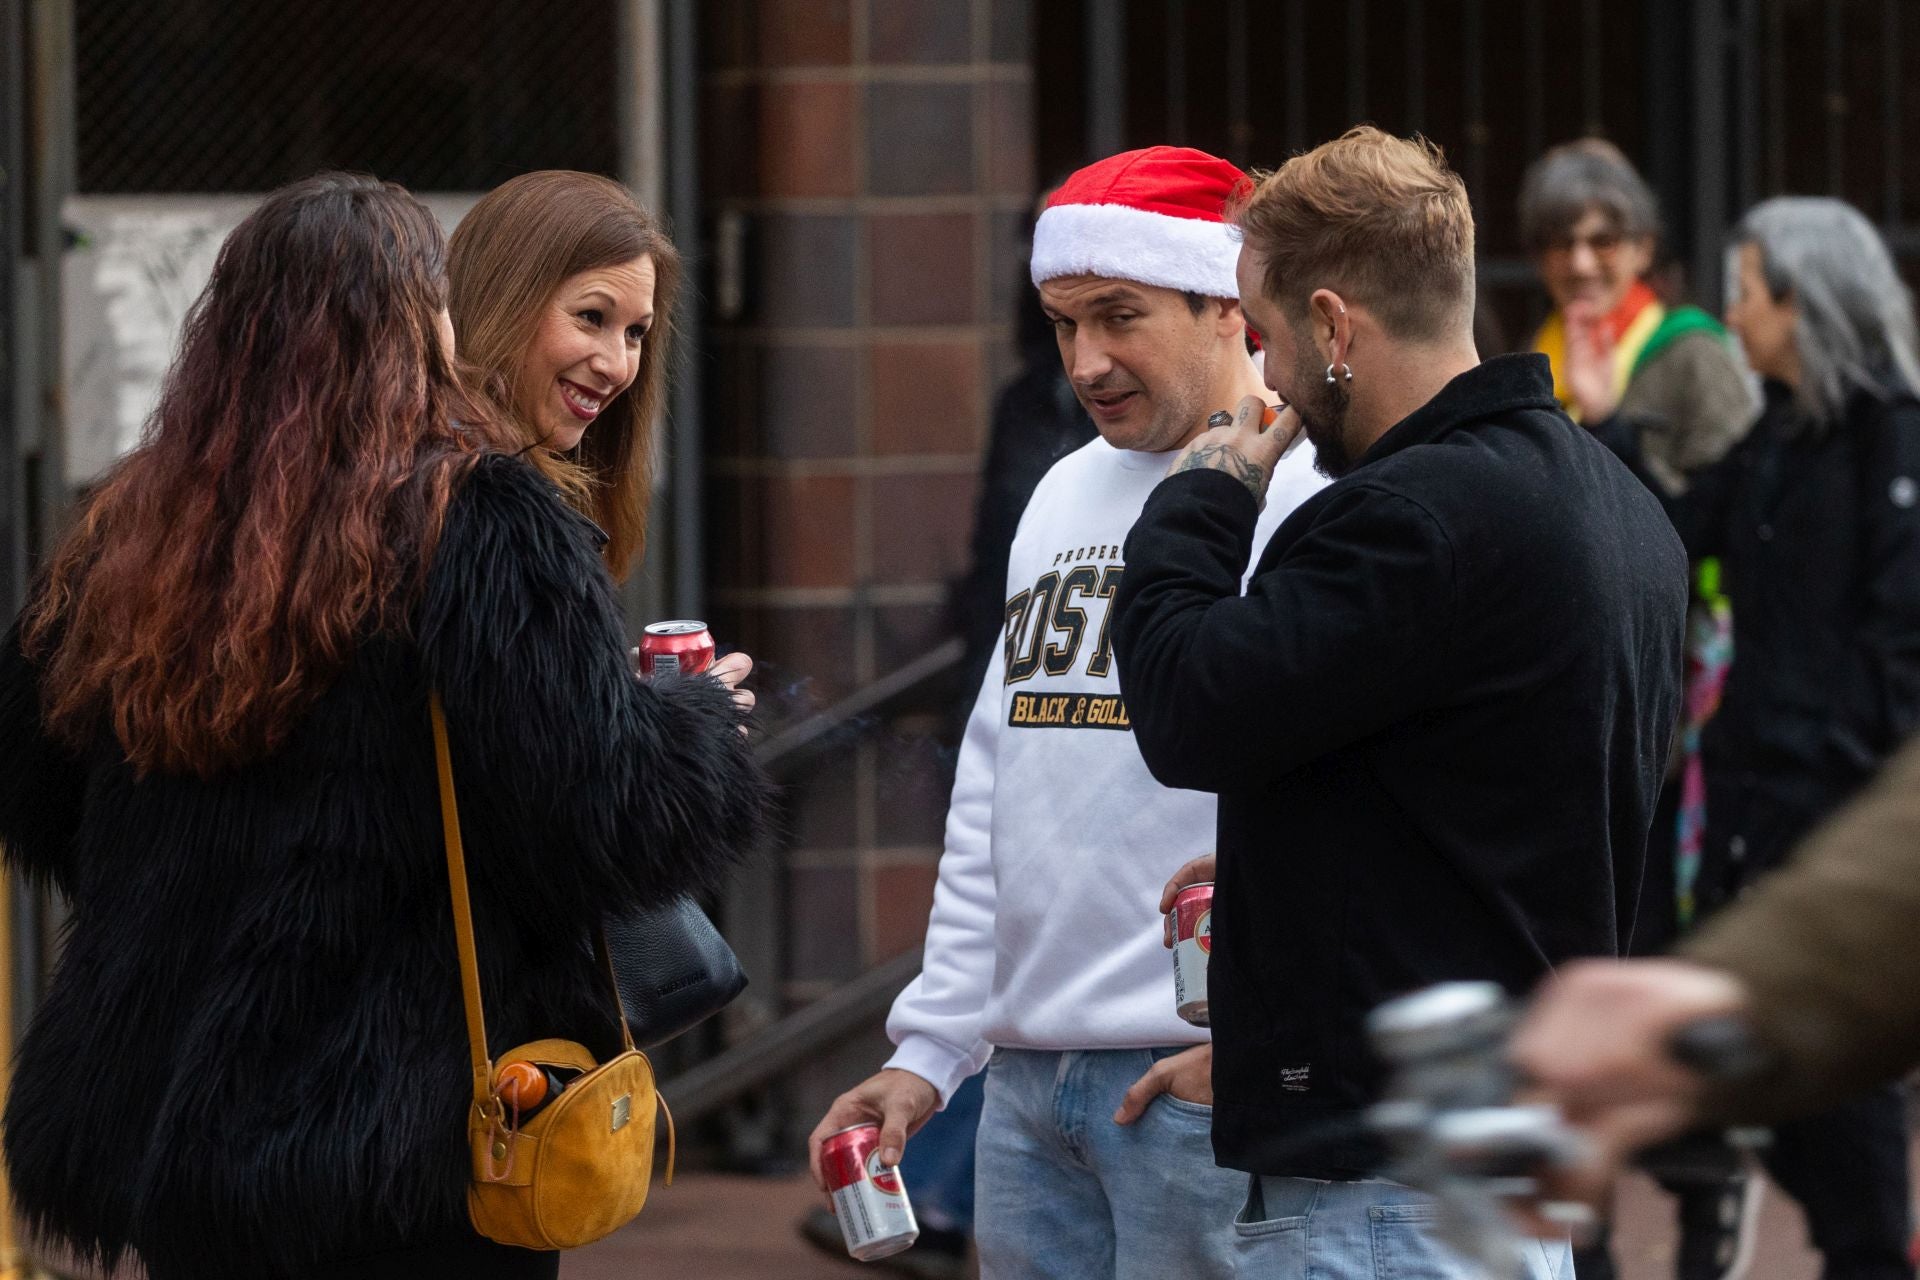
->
xmin=0 ymin=173 xmax=768 ymax=1279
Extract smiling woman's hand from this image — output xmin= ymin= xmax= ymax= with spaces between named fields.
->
xmin=709 ymin=651 xmax=756 ymax=727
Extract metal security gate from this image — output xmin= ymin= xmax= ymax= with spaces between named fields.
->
xmin=1730 ymin=0 xmax=1919 ymax=257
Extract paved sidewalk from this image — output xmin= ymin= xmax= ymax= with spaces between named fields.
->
xmin=561 ymin=1172 xmax=895 ymax=1280
xmin=11 ymin=1166 xmax=1843 ymax=1278
xmin=560 ymin=1168 xmax=1829 ymax=1280
xmin=1607 ymin=1169 xmax=1819 ymax=1280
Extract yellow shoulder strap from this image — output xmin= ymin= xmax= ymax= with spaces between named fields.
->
xmin=430 ymin=692 xmax=497 ymax=1114
xmin=429 ymin=693 xmax=640 ymax=1119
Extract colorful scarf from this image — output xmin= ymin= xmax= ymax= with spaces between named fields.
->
xmin=1533 ymin=281 xmax=1664 ymax=421
xmin=1675 ymin=561 xmax=1733 ymax=927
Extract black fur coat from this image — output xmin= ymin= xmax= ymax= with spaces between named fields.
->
xmin=0 ymin=455 xmax=771 ymax=1276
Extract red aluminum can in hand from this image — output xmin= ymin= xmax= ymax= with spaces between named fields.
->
xmin=637 ymin=620 xmax=715 ymax=677
xmin=820 ymin=1123 xmax=919 ymax=1262
xmin=1172 ymin=882 xmax=1214 ymax=1026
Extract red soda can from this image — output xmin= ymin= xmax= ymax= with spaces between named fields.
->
xmin=637 ymin=620 xmax=715 ymax=677
xmin=1172 ymin=882 xmax=1214 ymax=1026
xmin=820 ymin=1123 xmax=919 ymax=1261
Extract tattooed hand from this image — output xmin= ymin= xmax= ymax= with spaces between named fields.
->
xmin=1168 ymin=396 xmax=1303 ymax=509
xmin=1173 ymin=441 xmax=1270 ymax=501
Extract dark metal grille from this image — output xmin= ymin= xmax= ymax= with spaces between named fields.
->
xmin=1746 ymin=0 xmax=1919 ymax=250
xmin=75 ymin=0 xmax=620 ymax=193
xmin=1039 ymin=0 xmax=1920 ymax=351
xmin=1039 ymin=0 xmax=1653 ymax=350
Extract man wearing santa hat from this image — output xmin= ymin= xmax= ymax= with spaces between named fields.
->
xmin=807 ymin=147 xmax=1324 ymax=1277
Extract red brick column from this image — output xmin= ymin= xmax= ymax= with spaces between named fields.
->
xmin=701 ymin=0 xmax=1035 ymax=1002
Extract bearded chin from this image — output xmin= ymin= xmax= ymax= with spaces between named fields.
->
xmin=1301 ymin=419 xmax=1344 ymax=477
xmin=1299 ymin=383 xmax=1355 ymax=478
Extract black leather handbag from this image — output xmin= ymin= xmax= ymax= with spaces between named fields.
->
xmin=605 ymin=896 xmax=748 ymax=1050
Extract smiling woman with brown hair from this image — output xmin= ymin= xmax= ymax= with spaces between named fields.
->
xmin=0 ymin=172 xmax=769 ymax=1280
xmin=448 ymin=169 xmax=679 ymax=581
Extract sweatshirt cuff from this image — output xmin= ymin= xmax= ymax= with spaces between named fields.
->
xmin=885 ymin=1033 xmax=990 ymax=1107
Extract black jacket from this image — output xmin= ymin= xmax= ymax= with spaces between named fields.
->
xmin=0 ymin=455 xmax=771 ymax=1277
xmin=1600 ymin=379 xmax=1920 ymax=907
xmin=1113 ymin=355 xmax=1686 ymax=1175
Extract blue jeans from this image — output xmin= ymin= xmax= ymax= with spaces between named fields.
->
xmin=902 ymin=1068 xmax=984 ymax=1233
xmin=975 ymin=1047 xmax=1244 ymax=1279
xmin=1231 ymin=1175 xmax=1574 ymax=1279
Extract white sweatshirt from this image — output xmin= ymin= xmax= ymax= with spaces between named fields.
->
xmin=885 ymin=433 xmax=1327 ymax=1100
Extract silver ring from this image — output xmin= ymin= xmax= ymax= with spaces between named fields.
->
xmin=1207 ymin=410 xmax=1233 ymax=428
xmin=1324 ymin=362 xmax=1353 ymax=385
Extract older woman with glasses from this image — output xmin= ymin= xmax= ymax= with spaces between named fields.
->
xmin=1522 ymin=139 xmax=1755 ymax=472
xmin=1522 ymin=141 xmax=1759 ymax=930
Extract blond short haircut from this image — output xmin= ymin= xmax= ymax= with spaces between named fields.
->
xmin=1230 ymin=126 xmax=1476 ymax=342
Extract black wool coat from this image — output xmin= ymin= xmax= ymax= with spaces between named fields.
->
xmin=0 ymin=454 xmax=771 ymax=1277
xmin=1599 ymin=377 xmax=1920 ymax=911
xmin=1113 ymin=354 xmax=1687 ymax=1177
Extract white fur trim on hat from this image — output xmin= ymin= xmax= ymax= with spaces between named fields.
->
xmin=1030 ymin=202 xmax=1242 ymax=298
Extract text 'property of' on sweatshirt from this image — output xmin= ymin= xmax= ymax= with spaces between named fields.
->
xmin=884 ymin=433 xmax=1326 ymax=1101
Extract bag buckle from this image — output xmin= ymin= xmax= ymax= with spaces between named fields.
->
xmin=481 ymin=1093 xmax=520 ymax=1183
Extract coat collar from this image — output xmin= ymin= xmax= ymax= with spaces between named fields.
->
xmin=1356 ymin=353 xmax=1561 ymax=469
xmin=546 ymin=478 xmax=613 ymax=550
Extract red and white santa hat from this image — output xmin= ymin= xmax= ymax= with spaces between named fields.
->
xmin=1030 ymin=146 xmax=1248 ymax=298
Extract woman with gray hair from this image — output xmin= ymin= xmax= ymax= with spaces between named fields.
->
xmin=1593 ymin=195 xmax=1920 ymax=1280
xmin=1729 ymin=197 xmax=1920 ymax=428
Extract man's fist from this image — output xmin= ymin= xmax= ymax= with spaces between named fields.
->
xmin=807 ymin=1069 xmax=942 ymax=1203
xmin=1159 ymin=853 xmax=1216 ymax=948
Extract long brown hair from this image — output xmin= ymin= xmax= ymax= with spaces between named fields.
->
xmin=25 ymin=173 xmax=506 ymax=777
xmin=447 ymin=170 xmax=681 ymax=579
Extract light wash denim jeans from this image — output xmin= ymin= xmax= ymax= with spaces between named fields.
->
xmin=975 ymin=1047 xmax=1244 ymax=1280
xmin=902 ymin=1068 xmax=983 ymax=1233
xmin=1230 ymin=1174 xmax=1574 ymax=1280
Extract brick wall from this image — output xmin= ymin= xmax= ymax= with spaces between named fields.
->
xmin=700 ymin=0 xmax=1035 ymax=1009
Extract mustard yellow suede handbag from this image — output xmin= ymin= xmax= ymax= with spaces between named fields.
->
xmin=430 ymin=693 xmax=674 ymax=1250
